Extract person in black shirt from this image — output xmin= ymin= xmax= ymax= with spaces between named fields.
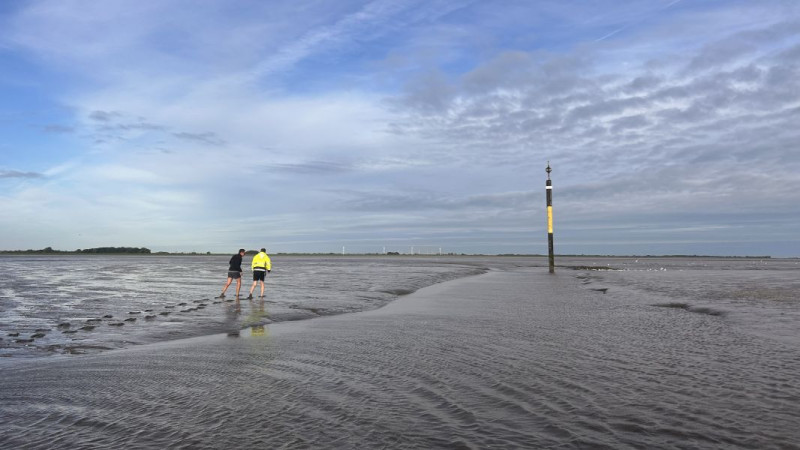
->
xmin=218 ymin=248 xmax=246 ymax=298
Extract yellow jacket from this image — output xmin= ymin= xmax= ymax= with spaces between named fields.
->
xmin=251 ymin=252 xmax=272 ymax=271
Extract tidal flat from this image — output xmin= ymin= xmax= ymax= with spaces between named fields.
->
xmin=1 ymin=255 xmax=798 ymax=448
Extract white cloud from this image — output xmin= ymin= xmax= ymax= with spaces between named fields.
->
xmin=83 ymin=165 xmax=160 ymax=183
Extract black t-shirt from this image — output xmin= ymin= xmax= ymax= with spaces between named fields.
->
xmin=228 ymin=254 xmax=243 ymax=272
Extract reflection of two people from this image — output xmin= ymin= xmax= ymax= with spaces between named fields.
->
xmin=224 ymin=296 xmax=269 ymax=336
xmin=250 ymin=299 xmax=269 ymax=337
xmin=224 ymin=298 xmax=242 ymax=330
xmin=243 ymin=298 xmax=270 ymax=336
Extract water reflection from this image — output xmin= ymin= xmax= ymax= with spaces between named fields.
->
xmin=243 ymin=299 xmax=271 ymax=329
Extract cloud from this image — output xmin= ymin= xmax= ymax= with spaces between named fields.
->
xmin=83 ymin=165 xmax=161 ymax=183
xmin=41 ymin=124 xmax=74 ymax=134
xmin=172 ymin=131 xmax=226 ymax=146
xmin=262 ymin=160 xmax=354 ymax=175
xmin=1 ymin=1 xmax=799 ymax=255
xmin=376 ymin=12 xmax=800 ymax=253
xmin=342 ymin=188 xmax=535 ymax=213
xmin=0 ymin=169 xmax=45 ymax=179
xmin=684 ymin=20 xmax=800 ymax=73
xmin=98 ymin=120 xmax=164 ymax=132
xmin=88 ymin=110 xmax=121 ymax=122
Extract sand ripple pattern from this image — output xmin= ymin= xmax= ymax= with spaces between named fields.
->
xmin=1 ymin=269 xmax=799 ymax=448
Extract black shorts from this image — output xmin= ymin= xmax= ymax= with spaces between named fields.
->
xmin=253 ymin=270 xmax=266 ymax=281
xmin=228 ymin=271 xmax=241 ymax=279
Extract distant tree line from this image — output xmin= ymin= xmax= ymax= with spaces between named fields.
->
xmin=76 ymin=247 xmax=151 ymax=254
xmin=1 ymin=246 xmax=151 ymax=254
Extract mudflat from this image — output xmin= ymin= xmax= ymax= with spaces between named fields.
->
xmin=2 ymin=264 xmax=798 ymax=448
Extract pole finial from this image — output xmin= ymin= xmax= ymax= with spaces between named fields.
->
xmin=546 ymin=161 xmax=551 ymax=179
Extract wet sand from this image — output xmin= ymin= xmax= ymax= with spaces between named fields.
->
xmin=0 ymin=255 xmax=486 ymax=357
xmin=1 ymin=267 xmax=799 ymax=448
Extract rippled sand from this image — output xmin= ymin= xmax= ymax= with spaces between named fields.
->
xmin=1 ymin=267 xmax=799 ymax=448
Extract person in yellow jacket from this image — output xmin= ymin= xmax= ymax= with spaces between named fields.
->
xmin=247 ymin=248 xmax=272 ymax=299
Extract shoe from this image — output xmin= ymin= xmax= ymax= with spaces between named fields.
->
xmin=246 ymin=294 xmax=253 ymax=300
xmin=217 ymin=293 xmax=226 ymax=299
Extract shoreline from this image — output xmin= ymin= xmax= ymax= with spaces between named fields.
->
xmin=0 ymin=252 xmax=787 ymax=258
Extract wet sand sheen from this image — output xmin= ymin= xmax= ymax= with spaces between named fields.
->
xmin=0 ymin=255 xmax=488 ymax=357
xmin=1 ymin=268 xmax=799 ymax=448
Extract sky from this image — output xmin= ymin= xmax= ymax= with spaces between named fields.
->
xmin=1 ymin=0 xmax=799 ymax=256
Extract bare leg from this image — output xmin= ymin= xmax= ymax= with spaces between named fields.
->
xmin=249 ymin=280 xmax=257 ymax=296
xmin=259 ymin=280 xmax=265 ymax=297
xmin=235 ymin=277 xmax=242 ymax=297
xmin=220 ymin=277 xmax=233 ymax=296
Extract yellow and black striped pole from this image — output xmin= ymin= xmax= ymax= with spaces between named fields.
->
xmin=546 ymin=162 xmax=555 ymax=273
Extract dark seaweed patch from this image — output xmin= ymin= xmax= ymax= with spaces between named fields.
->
xmin=654 ymin=302 xmax=690 ymax=309
xmin=653 ymin=303 xmax=725 ymax=317
xmin=688 ymin=306 xmax=726 ymax=317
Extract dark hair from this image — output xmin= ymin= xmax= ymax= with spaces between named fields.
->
xmin=239 ymin=248 xmax=246 ymax=254
xmin=260 ymin=248 xmax=266 ymax=252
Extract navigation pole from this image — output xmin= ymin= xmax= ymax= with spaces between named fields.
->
xmin=546 ymin=162 xmax=555 ymax=273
